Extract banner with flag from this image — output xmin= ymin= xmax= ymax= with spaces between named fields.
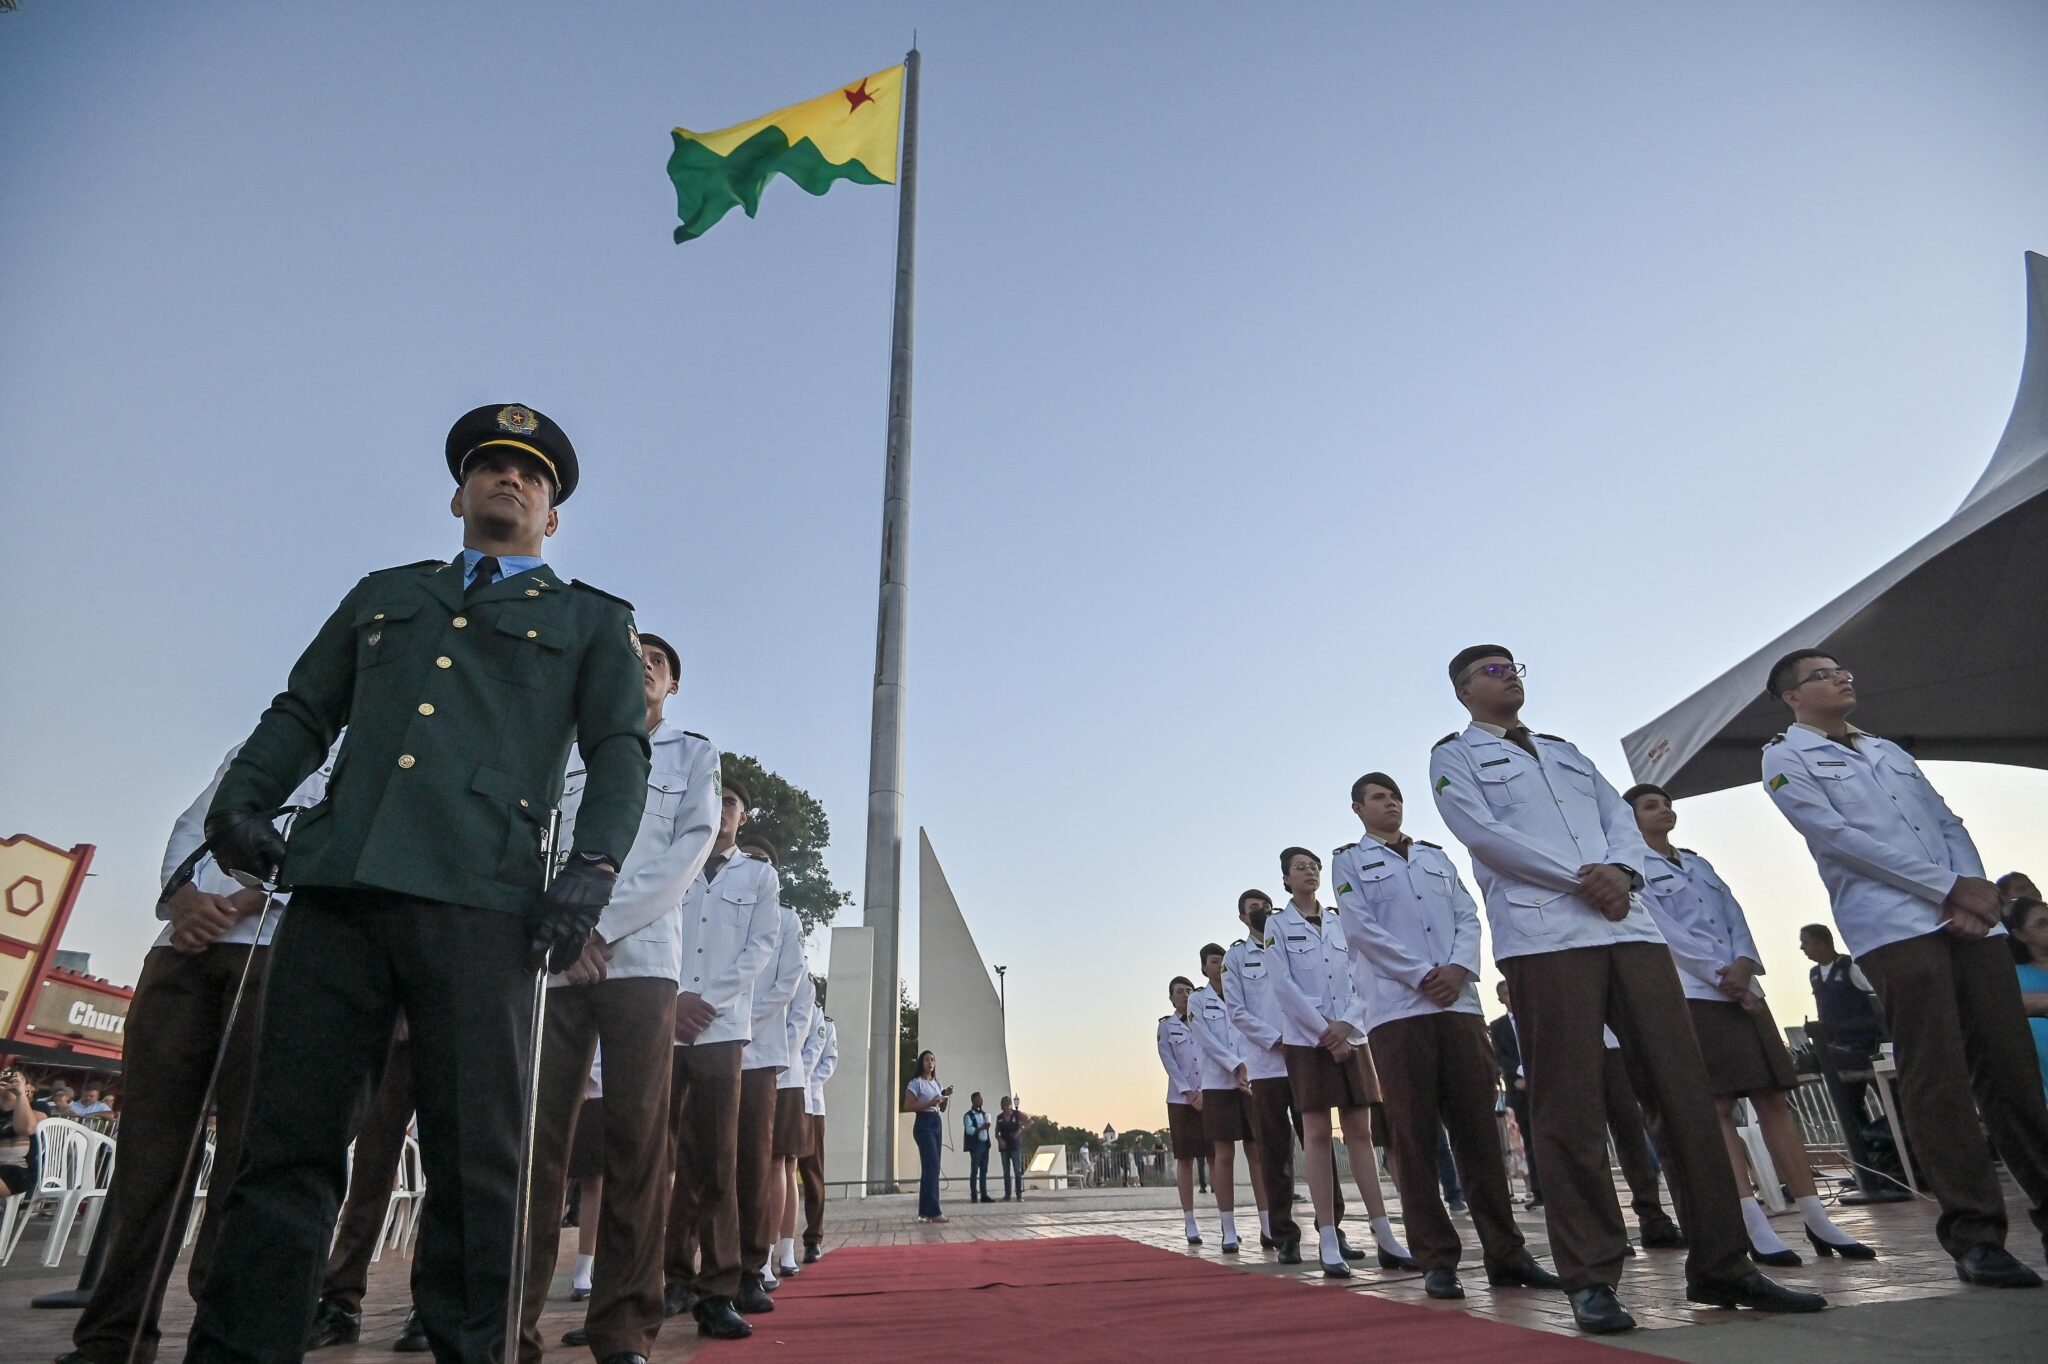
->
xmin=667 ymin=65 xmax=903 ymax=243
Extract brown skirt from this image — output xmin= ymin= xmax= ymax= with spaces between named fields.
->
xmin=1199 ymin=1088 xmax=1249 ymax=1143
xmin=1688 ymin=997 xmax=1798 ymax=1097
xmin=773 ymin=1086 xmax=811 ymax=1157
xmin=566 ymin=1096 xmax=605 ymax=1180
xmin=1284 ymin=1042 xmax=1379 ymax=1112
xmin=1166 ymin=1101 xmax=1206 ymax=1159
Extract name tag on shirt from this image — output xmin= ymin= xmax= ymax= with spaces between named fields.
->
xmin=1480 ymin=758 xmax=1512 ymax=768
xmin=1816 ymin=759 xmax=1848 ymax=767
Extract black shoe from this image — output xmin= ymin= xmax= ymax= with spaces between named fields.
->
xmin=1523 ymin=1196 xmax=1544 ymax=1209
xmin=306 ymin=1298 xmax=362 ymax=1350
xmin=1622 ymin=1241 xmax=1638 ymax=1257
xmin=595 ymin=1355 xmax=646 ymax=1364
xmin=1259 ymin=1234 xmax=1276 ymax=1250
xmin=693 ymin=1297 xmax=753 ymax=1340
xmin=1639 ymin=1221 xmax=1688 ymax=1250
xmin=1276 ymin=1237 xmax=1303 ymax=1265
xmin=735 ymin=1272 xmax=776 ymax=1315
xmin=803 ymin=1242 xmax=822 ymax=1264
xmin=1321 ymin=1256 xmax=1353 ymax=1278
xmin=56 ymin=1353 xmax=92 ymax=1364
xmin=663 ymin=1279 xmax=695 ymax=1318
xmin=1569 ymin=1286 xmax=1636 ymax=1334
xmin=571 ymin=1285 xmax=592 ymax=1301
xmin=1486 ymin=1257 xmax=1563 ymax=1290
xmin=1186 ymin=1233 xmax=1202 ymax=1245
xmin=391 ymin=1309 xmax=430 ymax=1353
xmin=1378 ymin=1248 xmax=1420 ymax=1270
xmin=1336 ymin=1231 xmax=1367 ymax=1261
xmin=561 ymin=1328 xmax=590 ymax=1347
xmin=1687 ymin=1270 xmax=1827 ymax=1312
xmin=1804 ymin=1227 xmax=1876 ymax=1260
xmin=1750 ymin=1245 xmax=1802 ymax=1267
xmin=1221 ymin=1240 xmax=1241 ymax=1254
xmin=1446 ymin=1198 xmax=1468 ymax=1214
xmin=1954 ymin=1244 xmax=2044 ymax=1288
xmin=1424 ymin=1268 xmax=1464 ymax=1299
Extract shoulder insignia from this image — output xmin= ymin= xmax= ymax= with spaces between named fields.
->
xmin=1768 ymin=773 xmax=1790 ymax=791
xmin=1432 ymin=731 xmax=1460 ymax=749
xmin=1534 ymin=732 xmax=1565 ymax=743
xmin=1333 ymin=841 xmax=1357 ymax=854
xmin=569 ymin=578 xmax=636 ymax=610
xmin=1678 ymin=846 xmax=1696 ymax=856
xmin=1230 ymin=937 xmax=1244 ymax=946
xmin=1416 ymin=838 xmax=1442 ymax=850
xmin=1766 ymin=734 xmax=1786 ymax=747
xmin=742 ymin=848 xmax=768 ymax=861
xmin=683 ymin=730 xmax=710 ymax=741
xmin=369 ymin=558 xmax=447 ymax=576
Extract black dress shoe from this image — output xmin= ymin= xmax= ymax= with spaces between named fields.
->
xmin=1321 ymin=1256 xmax=1353 ymax=1278
xmin=1424 ymin=1268 xmax=1464 ymax=1299
xmin=1954 ymin=1244 xmax=2044 ymax=1288
xmin=1804 ymin=1227 xmax=1876 ymax=1260
xmin=595 ymin=1355 xmax=647 ymax=1364
xmin=1221 ymin=1239 xmax=1241 ymax=1254
xmin=1259 ymin=1234 xmax=1276 ymax=1250
xmin=735 ymin=1271 xmax=776 ymax=1314
xmin=1568 ymin=1285 xmax=1637 ymax=1334
xmin=803 ymin=1242 xmax=822 ymax=1263
xmin=1687 ymin=1270 xmax=1827 ymax=1312
xmin=306 ymin=1297 xmax=362 ymax=1349
xmin=693 ymin=1296 xmax=753 ymax=1340
xmin=1276 ymin=1237 xmax=1303 ymax=1265
xmin=662 ymin=1279 xmax=695 ymax=1318
xmin=1378 ymin=1249 xmax=1420 ymax=1270
xmin=1750 ymin=1245 xmax=1802 ymax=1267
xmin=1335 ymin=1231 xmax=1367 ymax=1261
xmin=55 ymin=1353 xmax=92 ymax=1364
xmin=1639 ymin=1221 xmax=1688 ymax=1250
xmin=1486 ymin=1257 xmax=1563 ymax=1290
xmin=391 ymin=1309 xmax=430 ymax=1353
xmin=561 ymin=1328 xmax=590 ymax=1347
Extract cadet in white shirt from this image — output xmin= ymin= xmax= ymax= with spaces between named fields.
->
xmin=1761 ymin=648 xmax=2048 ymax=1287
xmin=1333 ymin=772 xmax=1558 ymax=1301
xmin=1221 ymin=890 xmax=1301 ymax=1258
xmin=735 ymin=843 xmax=805 ymax=1307
xmin=767 ymin=958 xmax=816 ymax=1282
xmin=1156 ymin=977 xmax=1207 ymax=1243
xmin=1266 ymin=846 xmax=1412 ymax=1277
xmin=662 ymin=777 xmax=782 ymax=1340
xmin=1625 ymin=782 xmax=1872 ymax=1266
xmin=72 ymin=742 xmax=334 ymax=1364
xmin=798 ymin=1005 xmax=837 ymax=1262
xmin=1431 ymin=645 xmax=1820 ymax=1333
xmin=1190 ymin=944 xmax=1264 ymax=1253
xmin=513 ymin=632 xmax=720 ymax=1364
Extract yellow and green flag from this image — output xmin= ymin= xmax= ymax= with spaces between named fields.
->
xmin=667 ymin=66 xmax=902 ymax=243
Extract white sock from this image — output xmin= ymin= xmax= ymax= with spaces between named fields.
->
xmin=1370 ymin=1214 xmax=1409 ymax=1259
xmin=760 ymin=1255 xmax=779 ymax=1288
xmin=1318 ymin=1224 xmax=1341 ymax=1264
xmin=1259 ymin=1210 xmax=1272 ymax=1239
xmin=1740 ymin=1196 xmax=1790 ymax=1255
xmin=1797 ymin=1194 xmax=1856 ymax=1245
xmin=778 ymin=1236 xmax=797 ymax=1266
xmin=1221 ymin=1211 xmax=1238 ymax=1244
xmin=1183 ymin=1210 xmax=1200 ymax=1238
xmin=572 ymin=1253 xmax=594 ymax=1291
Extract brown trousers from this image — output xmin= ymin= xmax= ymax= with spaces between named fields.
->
xmin=736 ymin=1067 xmax=780 ymax=1267
xmin=799 ymin=1115 xmax=826 ymax=1246
xmin=73 ymin=944 xmax=268 ymax=1364
xmin=1860 ymin=930 xmax=2048 ymax=1255
xmin=1371 ymin=1011 xmax=1527 ymax=1273
xmin=1503 ymin=942 xmax=1748 ymax=1292
xmin=323 ymin=1031 xmax=414 ymax=1311
xmin=517 ymin=977 xmax=677 ymax=1364
xmin=664 ymin=1040 xmax=745 ymax=1298
xmin=1247 ymin=1076 xmax=1300 ymax=1245
xmin=1601 ymin=1048 xmax=1677 ymax=1232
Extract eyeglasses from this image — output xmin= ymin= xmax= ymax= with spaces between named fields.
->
xmin=1795 ymin=667 xmax=1853 ymax=687
xmin=1460 ymin=661 xmax=1527 ymax=685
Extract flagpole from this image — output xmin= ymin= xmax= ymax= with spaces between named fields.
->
xmin=862 ymin=45 xmax=918 ymax=1195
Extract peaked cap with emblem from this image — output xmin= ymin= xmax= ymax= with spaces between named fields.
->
xmin=446 ymin=402 xmax=580 ymax=504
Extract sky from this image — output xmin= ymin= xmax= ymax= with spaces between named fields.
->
xmin=3 ymin=1 xmax=2045 ymax=1136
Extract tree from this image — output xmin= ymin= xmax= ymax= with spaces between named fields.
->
xmin=720 ymin=752 xmax=852 ymax=937
xmin=897 ymin=981 xmax=918 ymax=1105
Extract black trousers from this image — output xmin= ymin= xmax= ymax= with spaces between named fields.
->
xmin=187 ymin=889 xmax=532 ymax=1364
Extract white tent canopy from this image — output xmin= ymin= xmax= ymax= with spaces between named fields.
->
xmin=1624 ymin=251 xmax=2048 ymax=798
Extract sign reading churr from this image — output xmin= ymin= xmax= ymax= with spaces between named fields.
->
xmin=0 ymin=833 xmax=116 ymax=1061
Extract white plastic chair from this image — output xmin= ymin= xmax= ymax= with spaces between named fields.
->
xmin=182 ymin=1137 xmax=218 ymax=1250
xmin=1734 ymin=1099 xmax=1789 ymax=1212
xmin=372 ymin=1134 xmax=420 ymax=1262
xmin=0 ymin=1187 xmax=25 ymax=1266
xmin=0 ymin=1118 xmax=95 ymax=1266
xmin=397 ymin=1134 xmax=426 ymax=1253
xmin=67 ymin=1127 xmax=117 ymax=1256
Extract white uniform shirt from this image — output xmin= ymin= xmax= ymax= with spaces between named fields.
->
xmin=743 ymin=901 xmax=806 ymax=1071
xmin=1156 ymin=1012 xmax=1201 ymax=1105
xmin=805 ymin=1013 xmax=838 ymax=1116
xmin=1332 ymin=834 xmax=1484 ymax=1031
xmin=1187 ymin=983 xmax=1244 ymax=1091
xmin=1429 ymin=724 xmax=1664 ymax=961
xmin=1762 ymin=725 xmax=1986 ymax=957
xmin=158 ymin=740 xmax=340 ymax=949
xmin=1266 ymin=900 xmax=1362 ymax=1045
xmin=552 ymin=722 xmax=720 ymax=984
xmin=779 ymin=980 xmax=817 ymax=1091
xmin=675 ymin=848 xmax=782 ymax=1048
xmin=1638 ymin=847 xmax=1765 ymax=1003
xmin=1221 ymin=934 xmax=1290 ymax=1081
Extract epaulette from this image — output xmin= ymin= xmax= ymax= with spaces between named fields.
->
xmin=1416 ymin=839 xmax=1442 ymax=850
xmin=1766 ymin=734 xmax=1786 ymax=747
xmin=741 ymin=848 xmax=768 ymax=861
xmin=1229 ymin=937 xmax=1244 ymax=947
xmin=1678 ymin=847 xmax=1696 ymax=856
xmin=1534 ymin=732 xmax=1565 ymax=743
xmin=822 ymin=1014 xmax=833 ymax=1022
xmin=1159 ymin=1014 xmax=1176 ymax=1023
xmin=1333 ymin=841 xmax=1357 ymax=854
xmin=370 ymin=558 xmax=447 ymax=575
xmin=683 ymin=730 xmax=711 ymax=741
xmin=1433 ymin=731 xmax=1460 ymax=749
xmin=569 ymin=578 xmax=635 ymax=610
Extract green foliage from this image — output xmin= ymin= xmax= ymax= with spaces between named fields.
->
xmin=720 ymin=752 xmax=852 ymax=937
xmin=898 ymin=981 xmax=919 ymax=1109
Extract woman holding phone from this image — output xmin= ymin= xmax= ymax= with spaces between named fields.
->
xmin=906 ymin=1050 xmax=952 ymax=1222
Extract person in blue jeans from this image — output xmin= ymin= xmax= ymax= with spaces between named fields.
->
xmin=963 ymin=1093 xmax=993 ymax=1202
xmin=905 ymin=1050 xmax=952 ymax=1222
xmin=996 ymin=1096 xmax=1027 ymax=1200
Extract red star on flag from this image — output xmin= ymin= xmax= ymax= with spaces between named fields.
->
xmin=843 ymin=77 xmax=875 ymax=114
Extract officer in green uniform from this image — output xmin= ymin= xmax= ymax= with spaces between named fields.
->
xmin=184 ymin=404 xmax=652 ymax=1364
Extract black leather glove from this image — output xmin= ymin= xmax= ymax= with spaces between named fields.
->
xmin=528 ymin=856 xmax=616 ymax=971
xmin=203 ymin=810 xmax=288 ymax=886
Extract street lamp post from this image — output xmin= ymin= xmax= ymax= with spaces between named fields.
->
xmin=994 ymin=964 xmax=1006 ymax=1014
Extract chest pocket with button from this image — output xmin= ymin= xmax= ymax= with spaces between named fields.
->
xmin=481 ymin=609 xmax=568 ymax=688
xmin=1477 ymin=764 xmax=1527 ymax=809
xmin=717 ymin=883 xmax=758 ymax=928
xmin=353 ymin=601 xmax=420 ymax=671
xmin=1812 ymin=766 xmax=1864 ymax=812
xmin=1554 ymin=758 xmax=1598 ymax=796
xmin=1354 ymin=865 xmax=1401 ymax=901
xmin=1237 ymin=952 xmax=1268 ymax=982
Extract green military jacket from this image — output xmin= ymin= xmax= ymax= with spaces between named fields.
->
xmin=210 ymin=556 xmax=652 ymax=915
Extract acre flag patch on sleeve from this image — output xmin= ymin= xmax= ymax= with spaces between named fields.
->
xmin=667 ymin=66 xmax=902 ymax=243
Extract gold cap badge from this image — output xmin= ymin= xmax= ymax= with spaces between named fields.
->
xmin=496 ymin=404 xmax=538 ymax=436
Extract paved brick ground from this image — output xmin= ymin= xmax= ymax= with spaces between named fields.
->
xmin=4 ymin=1175 xmax=2041 ymax=1361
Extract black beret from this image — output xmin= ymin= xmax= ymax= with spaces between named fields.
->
xmin=1449 ymin=644 xmax=1513 ymax=684
xmin=721 ymin=773 xmax=753 ymax=809
xmin=638 ymin=631 xmax=682 ymax=679
xmin=445 ymin=403 xmax=579 ymax=505
xmin=1621 ymin=783 xmax=1671 ymax=808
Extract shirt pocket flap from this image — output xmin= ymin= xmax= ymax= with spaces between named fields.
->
xmin=494 ymin=615 xmax=569 ymax=650
xmin=1504 ymin=886 xmax=1560 ymax=909
xmin=354 ymin=600 xmax=423 ymax=628
xmin=720 ymin=886 xmax=759 ymax=907
xmin=471 ymin=764 xmax=543 ymax=820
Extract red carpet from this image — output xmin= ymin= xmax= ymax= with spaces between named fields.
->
xmin=726 ymin=1236 xmax=1634 ymax=1361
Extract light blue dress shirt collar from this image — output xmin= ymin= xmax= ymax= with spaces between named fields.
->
xmin=461 ymin=547 xmax=546 ymax=588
